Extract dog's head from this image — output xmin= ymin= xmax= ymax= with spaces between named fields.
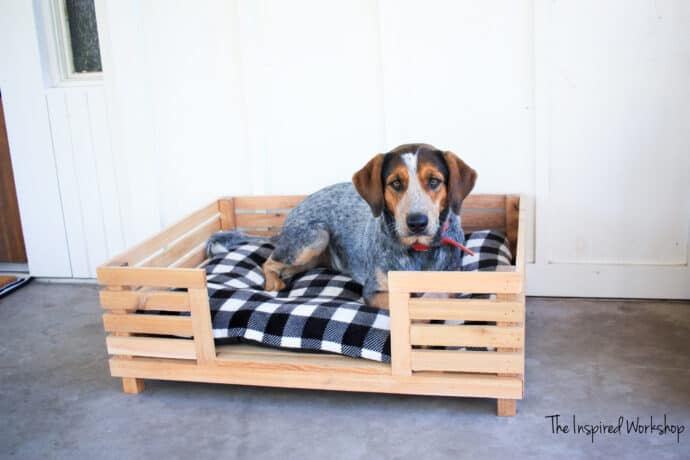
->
xmin=353 ymin=143 xmax=477 ymax=247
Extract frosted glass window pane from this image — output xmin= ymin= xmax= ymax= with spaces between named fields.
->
xmin=65 ymin=0 xmax=102 ymax=73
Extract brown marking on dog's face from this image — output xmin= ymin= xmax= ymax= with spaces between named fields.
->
xmin=353 ymin=144 xmax=476 ymax=247
xmin=442 ymin=151 xmax=477 ymax=214
xmin=416 ymin=160 xmax=448 ymax=213
xmin=382 ymin=158 xmax=409 ymax=222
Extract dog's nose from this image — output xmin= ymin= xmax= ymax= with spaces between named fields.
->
xmin=406 ymin=213 xmax=428 ymax=234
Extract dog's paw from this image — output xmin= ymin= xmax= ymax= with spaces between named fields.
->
xmin=263 ymin=271 xmax=286 ymax=291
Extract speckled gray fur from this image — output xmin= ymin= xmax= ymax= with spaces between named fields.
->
xmin=271 ymin=182 xmax=466 ymax=300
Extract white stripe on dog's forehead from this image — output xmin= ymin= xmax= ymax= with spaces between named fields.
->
xmin=401 ymin=153 xmax=417 ymax=174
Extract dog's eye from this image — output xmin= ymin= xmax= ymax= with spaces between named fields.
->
xmin=389 ymin=180 xmax=402 ymax=191
xmin=428 ymin=178 xmax=442 ymax=189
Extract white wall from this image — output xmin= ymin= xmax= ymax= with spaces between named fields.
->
xmin=0 ymin=0 xmax=72 ymax=277
xmin=45 ymin=87 xmax=124 ymax=277
xmin=529 ymin=0 xmax=690 ymax=298
xmin=97 ymin=0 xmax=535 ymax=226
xmin=3 ymin=1 xmax=689 ymax=297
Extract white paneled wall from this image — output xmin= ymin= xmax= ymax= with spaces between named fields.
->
xmin=98 ymin=0 xmax=535 ymax=219
xmin=529 ymin=0 xmax=690 ymax=297
xmin=378 ymin=0 xmax=534 ymax=195
xmin=237 ymin=0 xmax=387 ymax=195
xmin=542 ymin=0 xmax=690 ymax=265
xmin=0 ymin=0 xmax=72 ymax=277
xmin=3 ymin=1 xmax=688 ymax=297
xmin=46 ymin=87 xmax=124 ymax=277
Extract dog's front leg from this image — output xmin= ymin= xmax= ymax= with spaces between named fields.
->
xmin=365 ymin=292 xmax=389 ymax=310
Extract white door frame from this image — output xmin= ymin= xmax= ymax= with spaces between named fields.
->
xmin=0 ymin=1 xmax=72 ymax=277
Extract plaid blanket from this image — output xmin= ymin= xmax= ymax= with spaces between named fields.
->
xmin=206 ymin=230 xmax=512 ymax=363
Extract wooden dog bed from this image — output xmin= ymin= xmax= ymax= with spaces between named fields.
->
xmin=97 ymin=194 xmax=526 ymax=416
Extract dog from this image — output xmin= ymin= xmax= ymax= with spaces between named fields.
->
xmin=261 ymin=143 xmax=477 ymax=309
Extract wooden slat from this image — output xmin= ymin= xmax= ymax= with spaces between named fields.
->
xmin=100 ymin=290 xmax=190 ymax=312
xmin=103 ymin=313 xmax=193 ymax=336
xmin=235 ymin=213 xmax=288 ymax=228
xmin=170 ymin=243 xmax=208 ymax=269
xmin=243 ymin=230 xmax=280 ymax=236
xmin=216 ymin=345 xmax=388 ymax=375
xmin=462 ymin=194 xmax=506 ymax=209
xmin=189 ymin=287 xmax=216 ymax=364
xmin=110 ymin=357 xmax=524 ymax=399
xmin=97 ymin=266 xmax=206 ymax=289
xmin=515 ymin=194 xmax=527 ymax=274
xmin=459 ymin=209 xmax=505 ymax=229
xmin=389 ymin=290 xmax=412 ymax=376
xmin=408 ymin=298 xmax=523 ymax=322
xmin=106 ymin=336 xmax=196 ymax=360
xmin=233 ymin=195 xmax=306 ymax=210
xmin=219 ymin=198 xmax=235 ymax=230
xmin=141 ymin=217 xmax=220 ymax=268
xmin=106 ymin=201 xmax=219 ymax=266
xmin=410 ymin=350 xmax=523 ymax=374
xmin=388 ymin=271 xmax=523 ymax=294
xmin=410 ymin=324 xmax=523 ymax=348
xmin=505 ymin=195 xmax=519 ymax=260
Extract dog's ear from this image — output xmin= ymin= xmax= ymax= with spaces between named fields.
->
xmin=353 ymin=154 xmax=385 ymax=217
xmin=443 ymin=151 xmax=477 ymax=214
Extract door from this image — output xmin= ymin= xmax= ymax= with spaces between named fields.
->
xmin=0 ymin=93 xmax=27 ymax=264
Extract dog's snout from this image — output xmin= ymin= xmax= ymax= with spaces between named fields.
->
xmin=406 ymin=213 xmax=428 ymax=234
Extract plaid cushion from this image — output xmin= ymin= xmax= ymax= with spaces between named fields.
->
xmin=206 ymin=230 xmax=512 ymax=363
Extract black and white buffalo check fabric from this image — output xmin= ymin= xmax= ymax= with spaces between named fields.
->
xmin=206 ymin=230 xmax=512 ymax=363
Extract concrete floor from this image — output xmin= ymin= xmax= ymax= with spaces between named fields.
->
xmin=1 ymin=282 xmax=689 ymax=459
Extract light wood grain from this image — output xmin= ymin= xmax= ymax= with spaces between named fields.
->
xmin=216 ymin=345 xmax=388 ymax=375
xmin=100 ymin=290 xmax=190 ymax=312
xmin=459 ymin=209 xmax=505 ymax=229
xmin=244 ymin=230 xmax=281 ymax=236
xmin=505 ymin=195 xmax=520 ymax=260
xmin=410 ymin=324 xmax=523 ymax=348
xmin=97 ymin=266 xmax=206 ymax=289
xmin=410 ymin=350 xmax=523 ymax=374
xmin=189 ymin=287 xmax=216 ymax=364
xmin=103 ymin=313 xmax=193 ymax=336
xmin=516 ymin=195 xmax=527 ymax=275
xmin=408 ymin=298 xmax=524 ymax=322
xmin=170 ymin=243 xmax=208 ymax=269
xmin=463 ymin=194 xmax=506 ymax=209
xmin=218 ymin=198 xmax=236 ymax=230
xmin=107 ymin=201 xmax=219 ymax=266
xmin=497 ymin=398 xmax=517 ymax=416
xmin=235 ymin=212 xmax=289 ymax=228
xmin=122 ymin=377 xmax=145 ymax=394
xmin=141 ymin=217 xmax=220 ymax=268
xmin=106 ymin=336 xmax=196 ymax=360
xmin=389 ymin=290 xmax=412 ymax=376
xmin=110 ymin=357 xmax=523 ymax=399
xmin=234 ymin=195 xmax=306 ymax=210
xmin=388 ymin=271 xmax=523 ymax=294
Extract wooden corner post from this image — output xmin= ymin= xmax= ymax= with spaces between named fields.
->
xmin=189 ymin=286 xmax=216 ymax=364
xmin=388 ymin=275 xmax=412 ymax=377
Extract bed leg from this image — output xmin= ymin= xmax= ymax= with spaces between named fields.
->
xmin=122 ymin=377 xmax=145 ymax=394
xmin=497 ymin=399 xmax=516 ymax=417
